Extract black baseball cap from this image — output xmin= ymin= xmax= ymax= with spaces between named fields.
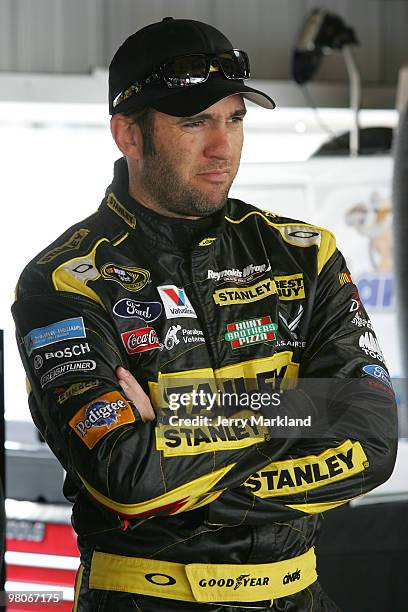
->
xmin=109 ymin=17 xmax=275 ymax=116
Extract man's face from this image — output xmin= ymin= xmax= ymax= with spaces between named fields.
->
xmin=138 ymin=95 xmax=246 ymax=218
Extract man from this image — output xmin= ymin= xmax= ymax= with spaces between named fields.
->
xmin=12 ymin=17 xmax=397 ymax=612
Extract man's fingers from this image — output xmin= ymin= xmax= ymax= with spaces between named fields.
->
xmin=116 ymin=367 xmax=156 ymax=422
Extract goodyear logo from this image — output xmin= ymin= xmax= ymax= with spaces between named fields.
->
xmin=244 ymin=440 xmax=368 ymax=497
xmin=69 ymin=390 xmax=135 ymax=449
xmin=100 ymin=263 xmax=150 ymax=292
xmin=37 ymin=229 xmax=90 ymax=264
xmin=274 ymin=274 xmax=305 ymax=301
xmin=106 ymin=192 xmax=136 ymax=229
xmin=213 ymin=278 xmax=277 ymax=306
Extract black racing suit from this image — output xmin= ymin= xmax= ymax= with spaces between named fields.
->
xmin=12 ymin=158 xmax=397 ymax=611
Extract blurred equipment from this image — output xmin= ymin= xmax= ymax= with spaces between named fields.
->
xmin=292 ymin=8 xmax=361 ymax=156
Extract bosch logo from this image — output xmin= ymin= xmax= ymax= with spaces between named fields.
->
xmin=144 ymin=573 xmax=177 ymax=586
xmin=45 ymin=342 xmax=91 ymax=360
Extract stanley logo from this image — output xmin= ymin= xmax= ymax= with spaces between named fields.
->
xmin=274 ymin=274 xmax=305 ymax=301
xmin=107 ymin=192 xmax=136 ymax=229
xmin=244 ymin=440 xmax=368 ymax=497
xmin=213 ymin=278 xmax=277 ymax=306
xmin=37 ymin=228 xmax=90 ymax=264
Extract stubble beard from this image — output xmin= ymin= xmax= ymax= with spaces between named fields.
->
xmin=139 ymin=148 xmax=236 ymax=218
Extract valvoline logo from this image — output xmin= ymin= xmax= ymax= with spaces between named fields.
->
xmin=163 ymin=288 xmax=186 ymax=306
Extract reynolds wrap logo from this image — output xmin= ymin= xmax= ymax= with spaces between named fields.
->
xmin=69 ymin=391 xmax=135 ymax=449
xmin=208 ymin=262 xmax=271 ymax=285
xmin=121 ymin=327 xmax=160 ymax=354
xmin=213 ymin=278 xmax=277 ymax=306
xmin=224 ymin=317 xmax=277 ymax=349
xmin=158 ymin=285 xmax=197 ymax=319
xmin=113 ymin=298 xmax=162 ymax=323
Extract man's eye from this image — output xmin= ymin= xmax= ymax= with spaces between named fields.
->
xmin=184 ymin=120 xmax=204 ymax=128
xmin=230 ymin=115 xmax=244 ymax=123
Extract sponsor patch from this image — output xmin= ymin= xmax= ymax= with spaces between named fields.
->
xmin=69 ymin=391 xmax=135 ymax=449
xmin=100 ymin=263 xmax=150 ymax=292
xmin=162 ymin=325 xmax=205 ymax=350
xmin=224 ymin=317 xmax=277 ymax=350
xmin=57 ymin=380 xmax=100 ymax=404
xmin=362 ymin=364 xmax=392 ymax=389
xmin=279 ymin=304 xmax=304 ymax=338
xmin=106 ymin=192 xmax=136 ymax=229
xmin=207 ymin=262 xmax=271 ymax=285
xmin=339 ymin=272 xmax=353 ymax=286
xmin=33 ymin=342 xmax=91 ymax=370
xmin=351 ymin=312 xmax=373 ymax=329
xmin=24 ymin=317 xmax=86 ymax=356
xmin=359 ymin=332 xmax=384 ymax=362
xmin=113 ymin=298 xmax=162 ymax=323
xmin=36 ymin=228 xmax=90 ymax=264
xmin=212 ymin=278 xmax=277 ymax=306
xmin=275 ymin=274 xmax=305 ymax=301
xmin=40 ymin=359 xmax=96 ymax=388
xmin=199 ymin=237 xmax=217 ymax=247
xmin=244 ymin=440 xmax=368 ymax=497
xmin=279 ymin=226 xmax=321 ymax=247
xmin=121 ymin=327 xmax=161 ymax=354
xmin=158 ymin=285 xmax=197 ymax=319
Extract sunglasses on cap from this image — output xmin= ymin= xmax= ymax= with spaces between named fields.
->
xmin=112 ymin=49 xmax=250 ymax=110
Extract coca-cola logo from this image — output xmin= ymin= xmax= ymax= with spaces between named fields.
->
xmin=121 ymin=327 xmax=160 ymax=354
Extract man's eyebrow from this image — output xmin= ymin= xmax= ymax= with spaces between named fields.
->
xmin=176 ymin=107 xmax=247 ymax=123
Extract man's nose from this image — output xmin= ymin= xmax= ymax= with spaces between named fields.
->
xmin=204 ymin=125 xmax=232 ymax=159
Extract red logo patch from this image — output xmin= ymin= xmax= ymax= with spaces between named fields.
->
xmin=121 ymin=327 xmax=160 ymax=354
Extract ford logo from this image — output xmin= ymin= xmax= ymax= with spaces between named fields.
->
xmin=113 ymin=299 xmax=162 ymax=323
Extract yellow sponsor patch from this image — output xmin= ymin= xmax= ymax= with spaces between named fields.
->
xmin=244 ymin=440 xmax=368 ymax=497
xmin=199 ymin=237 xmax=217 ymax=247
xmin=274 ymin=273 xmax=305 ymax=300
xmin=339 ymin=272 xmax=353 ymax=286
xmin=150 ymin=354 xmax=299 ymax=456
xmin=37 ymin=228 xmax=90 ymax=264
xmin=107 ymin=192 xmax=136 ymax=229
xmin=57 ymin=380 xmax=99 ymax=405
xmin=69 ymin=390 xmax=135 ymax=449
xmin=212 ymin=278 xmax=277 ymax=305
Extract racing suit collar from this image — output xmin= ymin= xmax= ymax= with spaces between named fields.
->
xmin=104 ymin=157 xmax=226 ymax=251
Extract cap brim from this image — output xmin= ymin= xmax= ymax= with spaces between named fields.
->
xmin=152 ymin=79 xmax=275 ymax=116
xmin=113 ymin=78 xmax=275 ymax=116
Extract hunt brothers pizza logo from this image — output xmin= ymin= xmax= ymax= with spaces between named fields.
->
xmin=121 ymin=327 xmax=160 ymax=354
xmin=224 ymin=316 xmax=277 ymax=349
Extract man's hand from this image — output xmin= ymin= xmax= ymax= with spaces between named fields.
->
xmin=116 ymin=366 xmax=156 ymax=422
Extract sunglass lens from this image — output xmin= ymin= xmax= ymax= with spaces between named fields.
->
xmin=164 ymin=56 xmax=208 ymax=86
xmin=218 ymin=51 xmax=249 ymax=79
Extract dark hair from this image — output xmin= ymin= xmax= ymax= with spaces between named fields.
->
xmin=122 ymin=107 xmax=156 ymax=156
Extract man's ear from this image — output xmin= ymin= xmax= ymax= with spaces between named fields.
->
xmin=110 ymin=114 xmax=143 ymax=161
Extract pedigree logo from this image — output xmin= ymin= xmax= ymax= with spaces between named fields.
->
xmin=69 ymin=390 xmax=135 ymax=449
